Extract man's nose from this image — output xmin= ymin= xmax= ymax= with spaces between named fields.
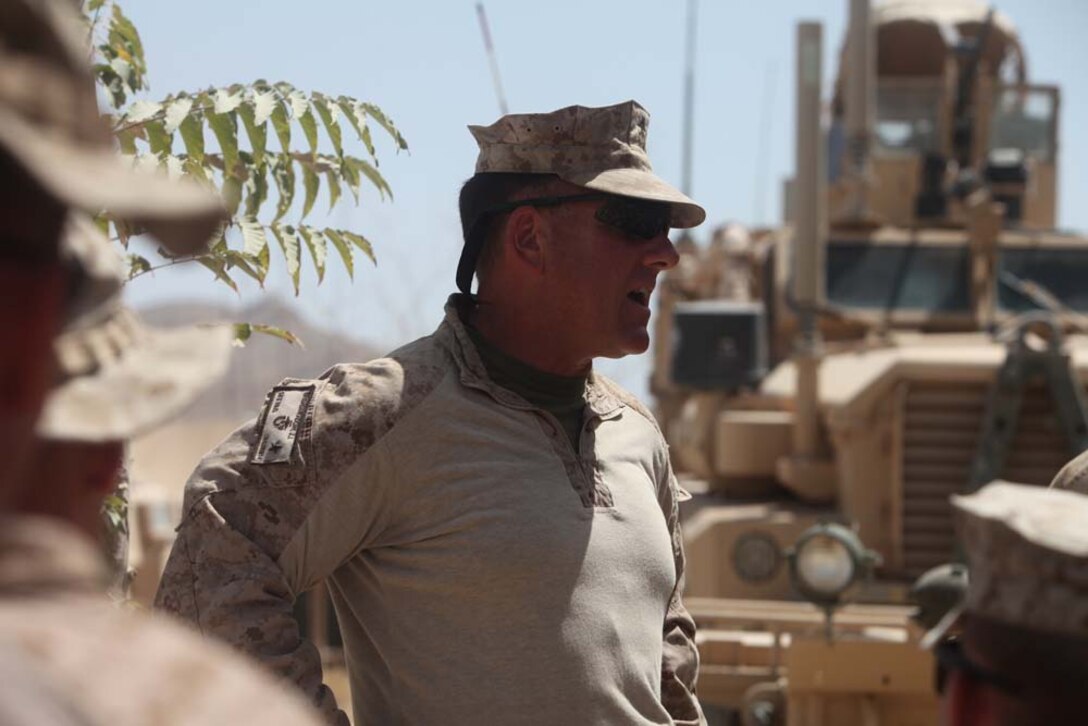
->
xmin=644 ymin=233 xmax=680 ymax=271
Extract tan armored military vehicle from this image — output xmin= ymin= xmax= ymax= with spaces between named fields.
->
xmin=655 ymin=1 xmax=1087 ymax=724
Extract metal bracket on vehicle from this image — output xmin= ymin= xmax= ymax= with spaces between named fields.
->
xmin=968 ymin=315 xmax=1088 ymax=491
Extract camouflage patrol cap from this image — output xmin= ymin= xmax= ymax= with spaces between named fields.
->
xmin=0 ymin=0 xmax=225 ymax=255
xmin=35 ymin=215 xmax=231 ymax=441
xmin=469 ymin=100 xmax=705 ymax=228
xmin=922 ymin=481 xmax=1088 ymax=647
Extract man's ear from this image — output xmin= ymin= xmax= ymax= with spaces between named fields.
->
xmin=506 ymin=205 xmax=545 ymax=273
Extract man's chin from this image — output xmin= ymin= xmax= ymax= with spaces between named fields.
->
xmin=598 ymin=333 xmax=650 ymax=360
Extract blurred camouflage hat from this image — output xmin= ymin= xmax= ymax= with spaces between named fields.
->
xmin=1049 ymin=447 xmax=1088 ymax=494
xmin=922 ymin=481 xmax=1088 ymax=648
xmin=36 ymin=215 xmax=232 ymax=441
xmin=0 ymin=0 xmax=225 ymax=254
xmin=469 ymin=100 xmax=705 ymax=228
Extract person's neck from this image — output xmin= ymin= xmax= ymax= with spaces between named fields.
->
xmin=470 ymin=299 xmax=591 ymax=378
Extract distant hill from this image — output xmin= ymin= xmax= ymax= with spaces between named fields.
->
xmin=137 ymin=297 xmax=382 ymax=420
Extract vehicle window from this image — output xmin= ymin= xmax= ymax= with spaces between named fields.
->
xmin=826 ymin=243 xmax=971 ymax=312
xmin=874 ymin=83 xmax=942 ymax=155
xmin=990 ymin=87 xmax=1056 ymax=162
xmin=999 ymin=248 xmax=1088 ymax=312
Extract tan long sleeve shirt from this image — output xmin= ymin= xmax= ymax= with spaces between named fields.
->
xmin=156 ymin=296 xmax=704 ymax=725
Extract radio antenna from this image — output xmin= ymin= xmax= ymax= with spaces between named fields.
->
xmin=476 ymin=4 xmax=509 ymax=115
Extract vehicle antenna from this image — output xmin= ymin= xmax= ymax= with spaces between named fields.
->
xmin=475 ymin=3 xmax=509 ymax=116
xmin=681 ymin=0 xmax=698 ymax=199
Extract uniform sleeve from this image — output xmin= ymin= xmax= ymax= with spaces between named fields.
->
xmin=658 ymin=458 xmax=706 ymax=725
xmin=155 ymin=368 xmax=405 ymax=726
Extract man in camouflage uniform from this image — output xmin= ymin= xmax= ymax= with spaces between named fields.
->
xmin=156 ymin=101 xmax=708 ymax=725
xmin=923 ymin=482 xmax=1088 ymax=725
xmin=0 ymin=1 xmax=325 ymax=723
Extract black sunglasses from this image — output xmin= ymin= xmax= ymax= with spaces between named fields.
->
xmin=934 ymin=638 xmax=1021 ymax=697
xmin=481 ymin=193 xmax=672 ymax=241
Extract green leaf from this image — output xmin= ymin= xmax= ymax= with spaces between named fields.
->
xmin=87 ymin=0 xmax=107 ymax=11
xmin=324 ymin=228 xmax=354 ymax=280
xmin=126 ymin=254 xmax=151 ymax=279
xmin=251 ymin=89 xmax=277 ymax=126
xmin=238 ymin=98 xmax=267 ymax=165
xmin=348 ymin=157 xmax=392 ymax=200
xmin=298 ymin=108 xmax=319 ymax=156
xmin=123 ymin=100 xmax=161 ymax=124
xmin=207 ymin=110 xmax=239 ymax=175
xmin=270 ymin=223 xmax=301 ymax=294
xmin=269 ymin=97 xmax=291 ymax=153
xmin=110 ymin=5 xmax=146 ymax=77
xmin=244 ymin=163 xmax=269 ymax=218
xmin=233 ymin=322 xmax=253 ymax=345
xmin=324 ymin=167 xmax=341 ymax=211
xmin=341 ymin=230 xmax=376 ymax=265
xmin=221 ymin=175 xmax=242 ymax=215
xmin=145 ymin=120 xmax=171 ymax=156
xmin=240 ymin=226 xmax=270 ymax=282
xmin=222 ymin=249 xmax=264 ymax=284
xmin=116 ymin=126 xmax=138 ymax=155
xmin=163 ymin=97 xmax=193 ymax=134
xmin=213 ymin=88 xmax=244 ymax=115
xmin=250 ymin=324 xmax=304 ymax=347
xmin=299 ymin=226 xmax=327 ymax=283
xmin=300 ymin=162 xmax=320 ymax=220
xmin=198 ymin=256 xmax=239 ymax=293
xmin=287 ymin=90 xmax=308 ymax=121
xmin=109 ymin=57 xmax=134 ymax=94
xmin=178 ymin=111 xmax=204 ymax=164
xmin=340 ymin=158 xmax=360 ymax=203
xmin=313 ymin=94 xmax=343 ymax=158
xmin=271 ymin=155 xmax=295 ymax=222
xmin=362 ymin=102 xmax=408 ymax=151
xmin=336 ymin=98 xmax=376 ymax=160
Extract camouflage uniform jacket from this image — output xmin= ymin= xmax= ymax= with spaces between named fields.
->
xmin=0 ymin=515 xmax=323 ymax=726
xmin=156 ymin=295 xmax=704 ymax=726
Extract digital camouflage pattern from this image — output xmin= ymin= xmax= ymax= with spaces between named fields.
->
xmin=156 ymin=294 xmax=704 ymax=726
xmin=0 ymin=516 xmax=323 ymax=726
xmin=938 ymin=482 xmax=1088 ymax=640
xmin=469 ymin=100 xmax=705 ymax=228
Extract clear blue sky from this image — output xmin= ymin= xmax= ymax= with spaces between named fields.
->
xmin=123 ymin=0 xmax=1088 ymax=397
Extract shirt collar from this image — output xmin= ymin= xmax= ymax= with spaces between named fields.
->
xmin=438 ymin=293 xmax=624 ymax=418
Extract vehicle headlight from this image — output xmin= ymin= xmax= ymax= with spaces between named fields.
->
xmin=732 ymin=531 xmax=782 ymax=584
xmin=787 ymin=523 xmax=880 ymax=605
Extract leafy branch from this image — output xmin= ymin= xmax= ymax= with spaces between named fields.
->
xmin=84 ymin=2 xmax=407 ymax=347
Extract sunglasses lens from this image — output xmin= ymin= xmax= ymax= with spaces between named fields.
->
xmin=595 ymin=197 xmax=671 ymax=239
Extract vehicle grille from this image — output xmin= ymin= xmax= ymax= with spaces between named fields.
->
xmin=899 ymin=379 xmax=1076 ymax=578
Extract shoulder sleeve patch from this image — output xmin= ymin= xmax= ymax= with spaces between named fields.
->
xmin=250 ymin=384 xmax=316 ymax=465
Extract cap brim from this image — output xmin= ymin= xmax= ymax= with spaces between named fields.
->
xmin=563 ymin=167 xmax=706 ymax=228
xmin=0 ymin=108 xmax=226 ymax=255
xmin=37 ymin=321 xmax=232 ymax=441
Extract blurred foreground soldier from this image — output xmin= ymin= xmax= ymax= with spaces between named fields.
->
xmin=0 ymin=0 xmax=223 ymax=494
xmin=157 ymin=101 xmax=708 ymax=725
xmin=0 ymin=219 xmax=325 ymax=726
xmin=0 ymin=1 xmax=324 ymax=723
xmin=923 ymin=482 xmax=1088 ymax=726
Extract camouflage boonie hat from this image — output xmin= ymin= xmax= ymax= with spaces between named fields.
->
xmin=922 ymin=481 xmax=1088 ymax=647
xmin=36 ymin=216 xmax=232 ymax=441
xmin=0 ymin=0 xmax=225 ymax=254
